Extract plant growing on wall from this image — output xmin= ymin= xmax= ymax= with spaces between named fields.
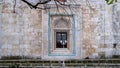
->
xmin=105 ymin=0 xmax=117 ymax=5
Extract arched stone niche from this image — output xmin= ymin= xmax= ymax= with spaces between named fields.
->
xmin=54 ymin=18 xmax=70 ymax=28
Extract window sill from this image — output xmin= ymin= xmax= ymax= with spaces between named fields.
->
xmin=51 ymin=48 xmax=72 ymax=55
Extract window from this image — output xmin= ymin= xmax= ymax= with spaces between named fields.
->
xmin=56 ymin=32 xmax=67 ymax=48
xmin=48 ymin=14 xmax=76 ymax=56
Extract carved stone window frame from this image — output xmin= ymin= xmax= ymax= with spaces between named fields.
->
xmin=48 ymin=13 xmax=76 ymax=56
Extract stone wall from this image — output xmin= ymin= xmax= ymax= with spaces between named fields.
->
xmin=0 ymin=0 xmax=119 ymax=60
xmin=80 ymin=0 xmax=105 ymax=58
xmin=0 ymin=0 xmax=42 ymax=58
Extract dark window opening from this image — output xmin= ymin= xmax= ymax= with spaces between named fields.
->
xmin=56 ymin=32 xmax=67 ymax=48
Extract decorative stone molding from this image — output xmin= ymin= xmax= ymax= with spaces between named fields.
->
xmin=48 ymin=14 xmax=76 ymax=56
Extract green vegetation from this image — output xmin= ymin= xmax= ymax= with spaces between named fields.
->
xmin=105 ymin=0 xmax=118 ymax=5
